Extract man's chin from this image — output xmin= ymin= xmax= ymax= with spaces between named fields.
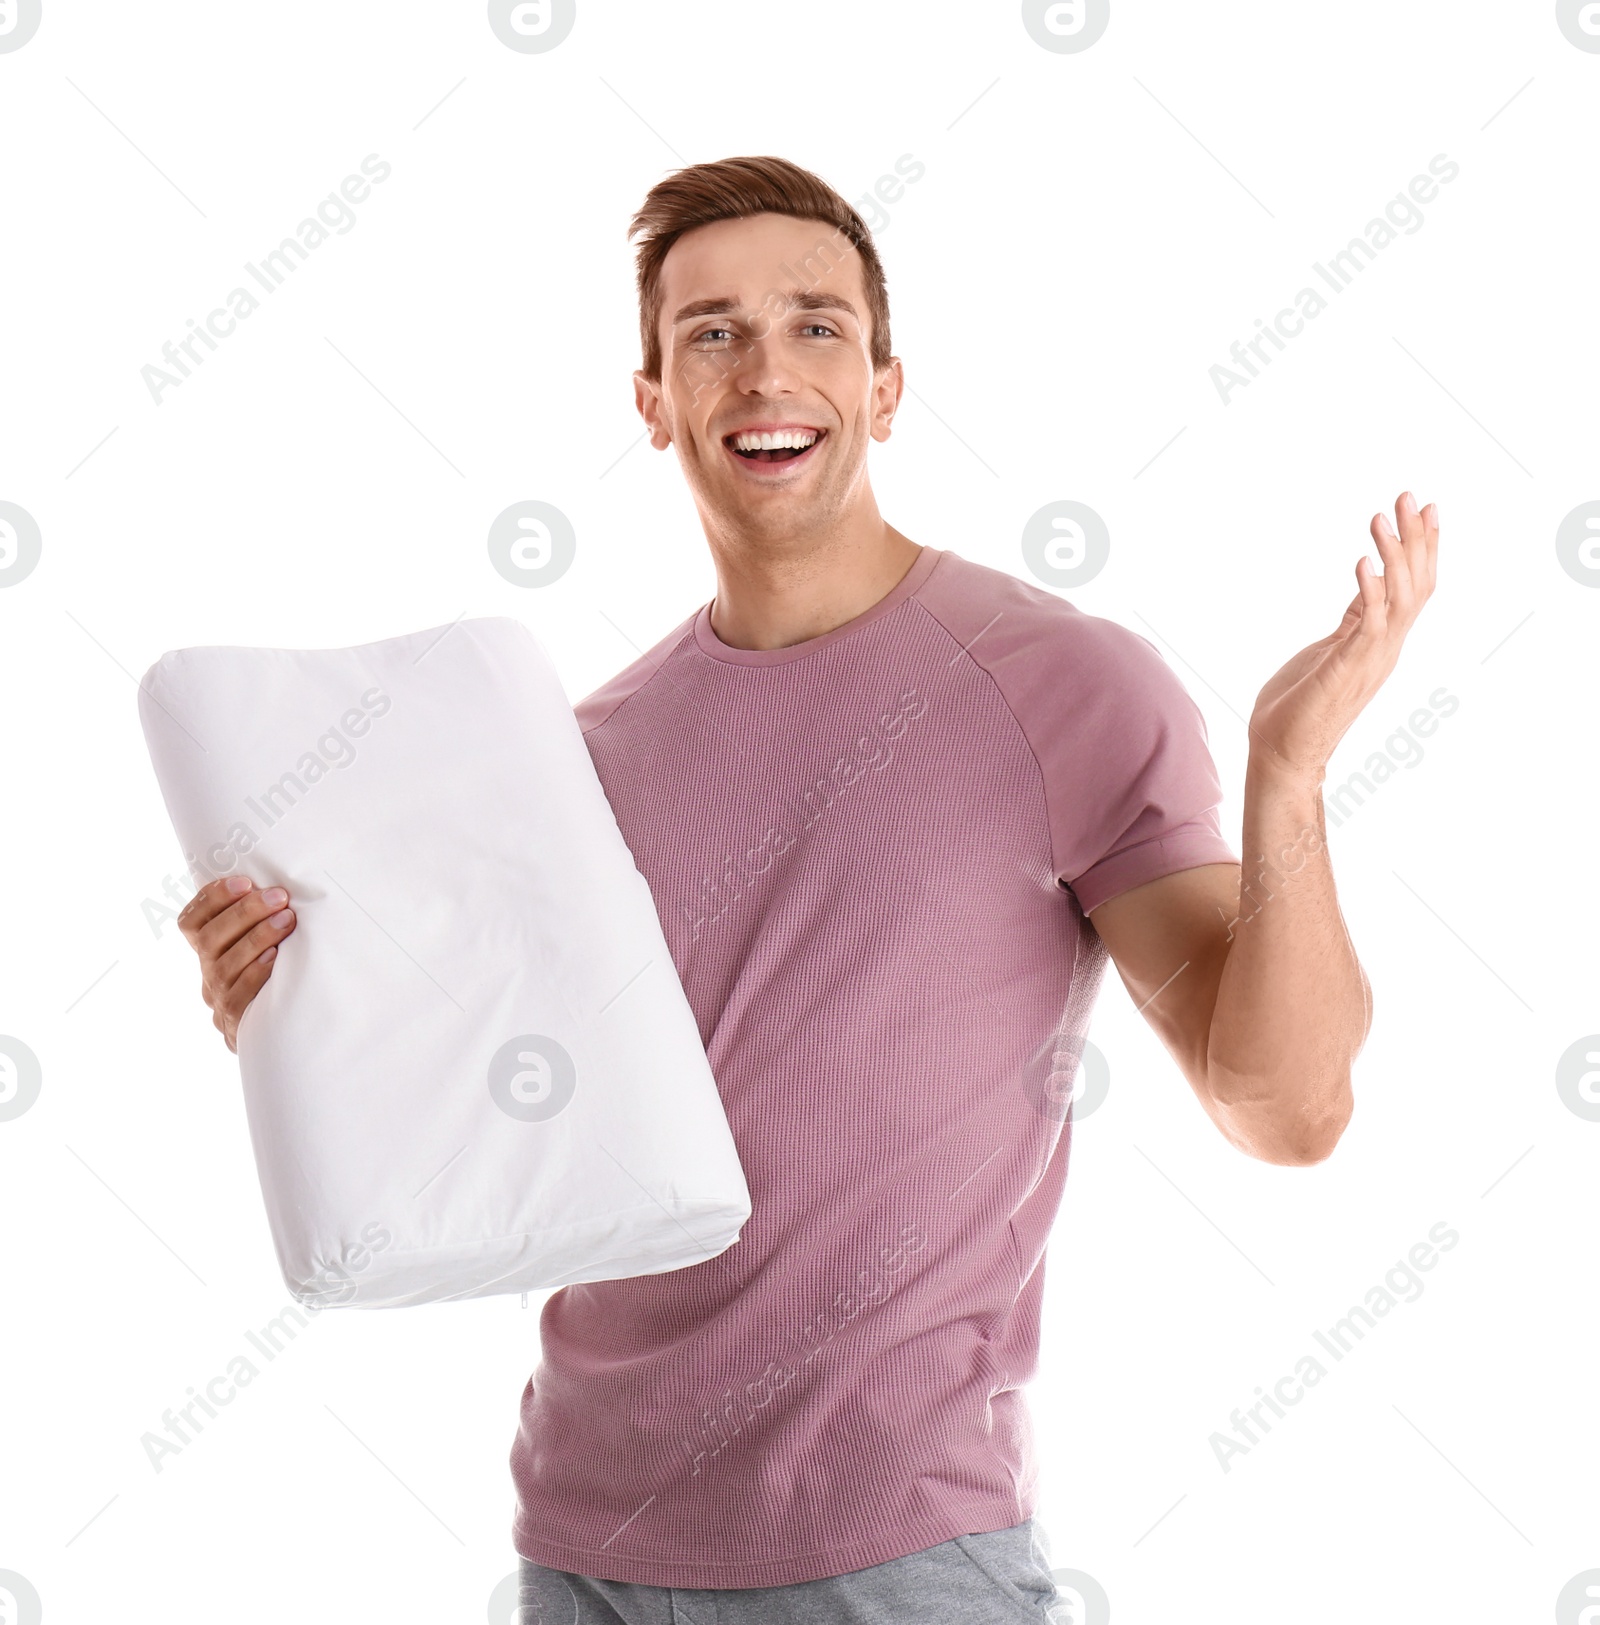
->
xmin=705 ymin=485 xmax=835 ymax=540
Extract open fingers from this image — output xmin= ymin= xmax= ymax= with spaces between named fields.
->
xmin=1351 ymin=550 xmax=1388 ymax=642
xmin=1394 ymin=489 xmax=1434 ymax=590
xmin=1370 ymin=501 xmax=1416 ymax=619
xmin=1420 ymin=498 xmax=1439 ymax=594
xmin=1388 ymin=489 xmax=1439 ymax=606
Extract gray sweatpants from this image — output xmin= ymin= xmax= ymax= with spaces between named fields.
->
xmin=515 ymin=1517 xmax=1061 ymax=1622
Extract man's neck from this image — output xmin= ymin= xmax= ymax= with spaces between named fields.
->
xmin=704 ymin=523 xmax=923 ymax=653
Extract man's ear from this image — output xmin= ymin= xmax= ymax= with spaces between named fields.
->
xmin=871 ymin=357 xmax=905 ymax=443
xmin=634 ymin=371 xmax=673 ymax=450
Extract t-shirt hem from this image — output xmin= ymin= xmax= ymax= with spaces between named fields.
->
xmin=511 ymin=1497 xmax=1033 ymax=1589
xmin=1072 ymin=828 xmax=1241 ymax=916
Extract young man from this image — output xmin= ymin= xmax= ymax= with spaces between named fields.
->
xmin=179 ymin=156 xmax=1438 ymax=1620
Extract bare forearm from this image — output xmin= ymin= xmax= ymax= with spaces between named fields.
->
xmin=1205 ymin=751 xmax=1368 ymax=1162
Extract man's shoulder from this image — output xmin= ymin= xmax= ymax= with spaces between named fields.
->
xmin=918 ymin=548 xmax=1165 ymax=687
xmin=572 ymin=608 xmax=700 ymax=735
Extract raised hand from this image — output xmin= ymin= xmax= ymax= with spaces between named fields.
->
xmin=1248 ymin=490 xmax=1439 ymax=778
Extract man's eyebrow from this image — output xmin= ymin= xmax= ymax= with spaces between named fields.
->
xmin=670 ymin=291 xmax=861 ymax=326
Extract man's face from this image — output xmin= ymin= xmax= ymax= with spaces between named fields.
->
xmin=634 ymin=212 xmax=902 ymax=544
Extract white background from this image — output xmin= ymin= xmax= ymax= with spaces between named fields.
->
xmin=1 ymin=2 xmax=1595 ymax=1621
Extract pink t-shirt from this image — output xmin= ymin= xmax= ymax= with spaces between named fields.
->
xmin=510 ymin=544 xmax=1239 ymax=1588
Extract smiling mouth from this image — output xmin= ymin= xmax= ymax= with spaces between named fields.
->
xmin=723 ymin=428 xmax=826 ymax=464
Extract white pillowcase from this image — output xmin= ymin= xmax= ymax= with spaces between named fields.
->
xmin=139 ymin=617 xmax=750 ymax=1308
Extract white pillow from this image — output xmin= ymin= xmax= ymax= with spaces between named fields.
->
xmin=138 ymin=617 xmax=750 ymax=1308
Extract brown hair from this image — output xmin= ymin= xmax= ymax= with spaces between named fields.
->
xmin=627 ymin=155 xmax=893 ymax=383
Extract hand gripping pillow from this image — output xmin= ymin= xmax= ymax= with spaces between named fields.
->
xmin=138 ymin=617 xmax=750 ymax=1308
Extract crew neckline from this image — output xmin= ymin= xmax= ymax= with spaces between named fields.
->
xmin=693 ymin=545 xmax=945 ymax=667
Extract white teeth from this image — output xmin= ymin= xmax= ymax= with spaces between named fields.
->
xmin=729 ymin=429 xmax=818 ymax=452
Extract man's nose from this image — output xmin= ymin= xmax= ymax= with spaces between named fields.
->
xmin=732 ymin=329 xmax=801 ymax=394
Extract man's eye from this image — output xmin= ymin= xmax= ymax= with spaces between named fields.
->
xmin=802 ymin=323 xmax=837 ymax=338
xmin=693 ymin=327 xmax=735 ymax=344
